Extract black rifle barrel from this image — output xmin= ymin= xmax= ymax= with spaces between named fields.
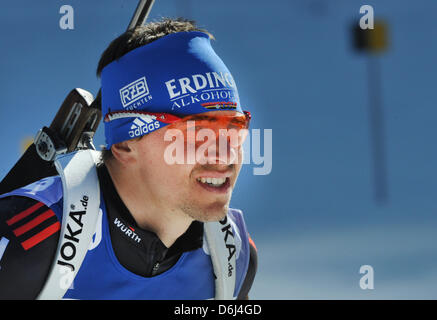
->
xmin=128 ymin=0 xmax=155 ymax=30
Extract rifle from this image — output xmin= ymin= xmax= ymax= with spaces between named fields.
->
xmin=0 ymin=0 xmax=155 ymax=195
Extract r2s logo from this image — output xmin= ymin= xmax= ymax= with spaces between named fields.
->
xmin=119 ymin=76 xmax=151 ymax=109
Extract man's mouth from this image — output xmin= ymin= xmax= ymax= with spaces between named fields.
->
xmin=195 ymin=176 xmax=231 ymax=193
xmin=197 ymin=177 xmax=227 ymax=187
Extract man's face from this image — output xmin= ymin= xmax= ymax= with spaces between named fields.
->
xmin=131 ymin=111 xmax=245 ymax=222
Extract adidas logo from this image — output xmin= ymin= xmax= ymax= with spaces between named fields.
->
xmin=128 ymin=116 xmax=160 ymax=138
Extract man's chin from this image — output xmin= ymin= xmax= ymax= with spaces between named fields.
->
xmin=182 ymin=201 xmax=229 ymax=222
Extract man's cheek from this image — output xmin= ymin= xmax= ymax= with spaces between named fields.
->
xmin=165 ymin=165 xmax=193 ymax=187
xmin=232 ymin=148 xmax=244 ymax=173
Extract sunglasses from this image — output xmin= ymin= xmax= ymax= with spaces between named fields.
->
xmin=104 ymin=109 xmax=251 ymax=148
xmin=166 ymin=110 xmax=251 ymax=147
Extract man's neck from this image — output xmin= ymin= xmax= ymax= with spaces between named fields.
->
xmin=105 ymin=159 xmax=193 ymax=248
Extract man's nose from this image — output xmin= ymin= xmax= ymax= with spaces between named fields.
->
xmin=201 ymin=134 xmax=239 ymax=165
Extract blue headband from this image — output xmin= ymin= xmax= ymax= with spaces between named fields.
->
xmin=101 ymin=31 xmax=242 ymax=148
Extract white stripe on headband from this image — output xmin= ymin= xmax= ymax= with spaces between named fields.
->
xmin=105 ymin=111 xmax=157 ymax=123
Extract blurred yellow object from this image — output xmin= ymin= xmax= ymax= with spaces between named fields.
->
xmin=368 ymin=21 xmax=388 ymax=53
xmin=20 ymin=137 xmax=34 ymax=154
xmin=352 ymin=19 xmax=388 ymax=54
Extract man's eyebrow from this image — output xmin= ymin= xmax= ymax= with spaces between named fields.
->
xmin=230 ymin=118 xmax=245 ymax=125
xmin=190 ymin=115 xmax=218 ymax=122
xmin=194 ymin=115 xmax=211 ymax=120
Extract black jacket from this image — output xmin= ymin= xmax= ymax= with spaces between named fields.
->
xmin=0 ymin=164 xmax=257 ymax=299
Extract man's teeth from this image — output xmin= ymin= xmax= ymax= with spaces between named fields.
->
xmin=197 ymin=177 xmax=227 ymax=186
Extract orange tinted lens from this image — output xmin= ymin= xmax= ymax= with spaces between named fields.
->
xmin=167 ymin=112 xmax=250 ymax=147
xmin=168 ymin=113 xmax=249 ymax=131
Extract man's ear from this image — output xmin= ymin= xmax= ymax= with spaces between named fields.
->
xmin=111 ymin=140 xmax=137 ymax=165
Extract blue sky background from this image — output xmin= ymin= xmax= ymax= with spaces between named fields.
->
xmin=1 ymin=0 xmax=436 ymax=299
